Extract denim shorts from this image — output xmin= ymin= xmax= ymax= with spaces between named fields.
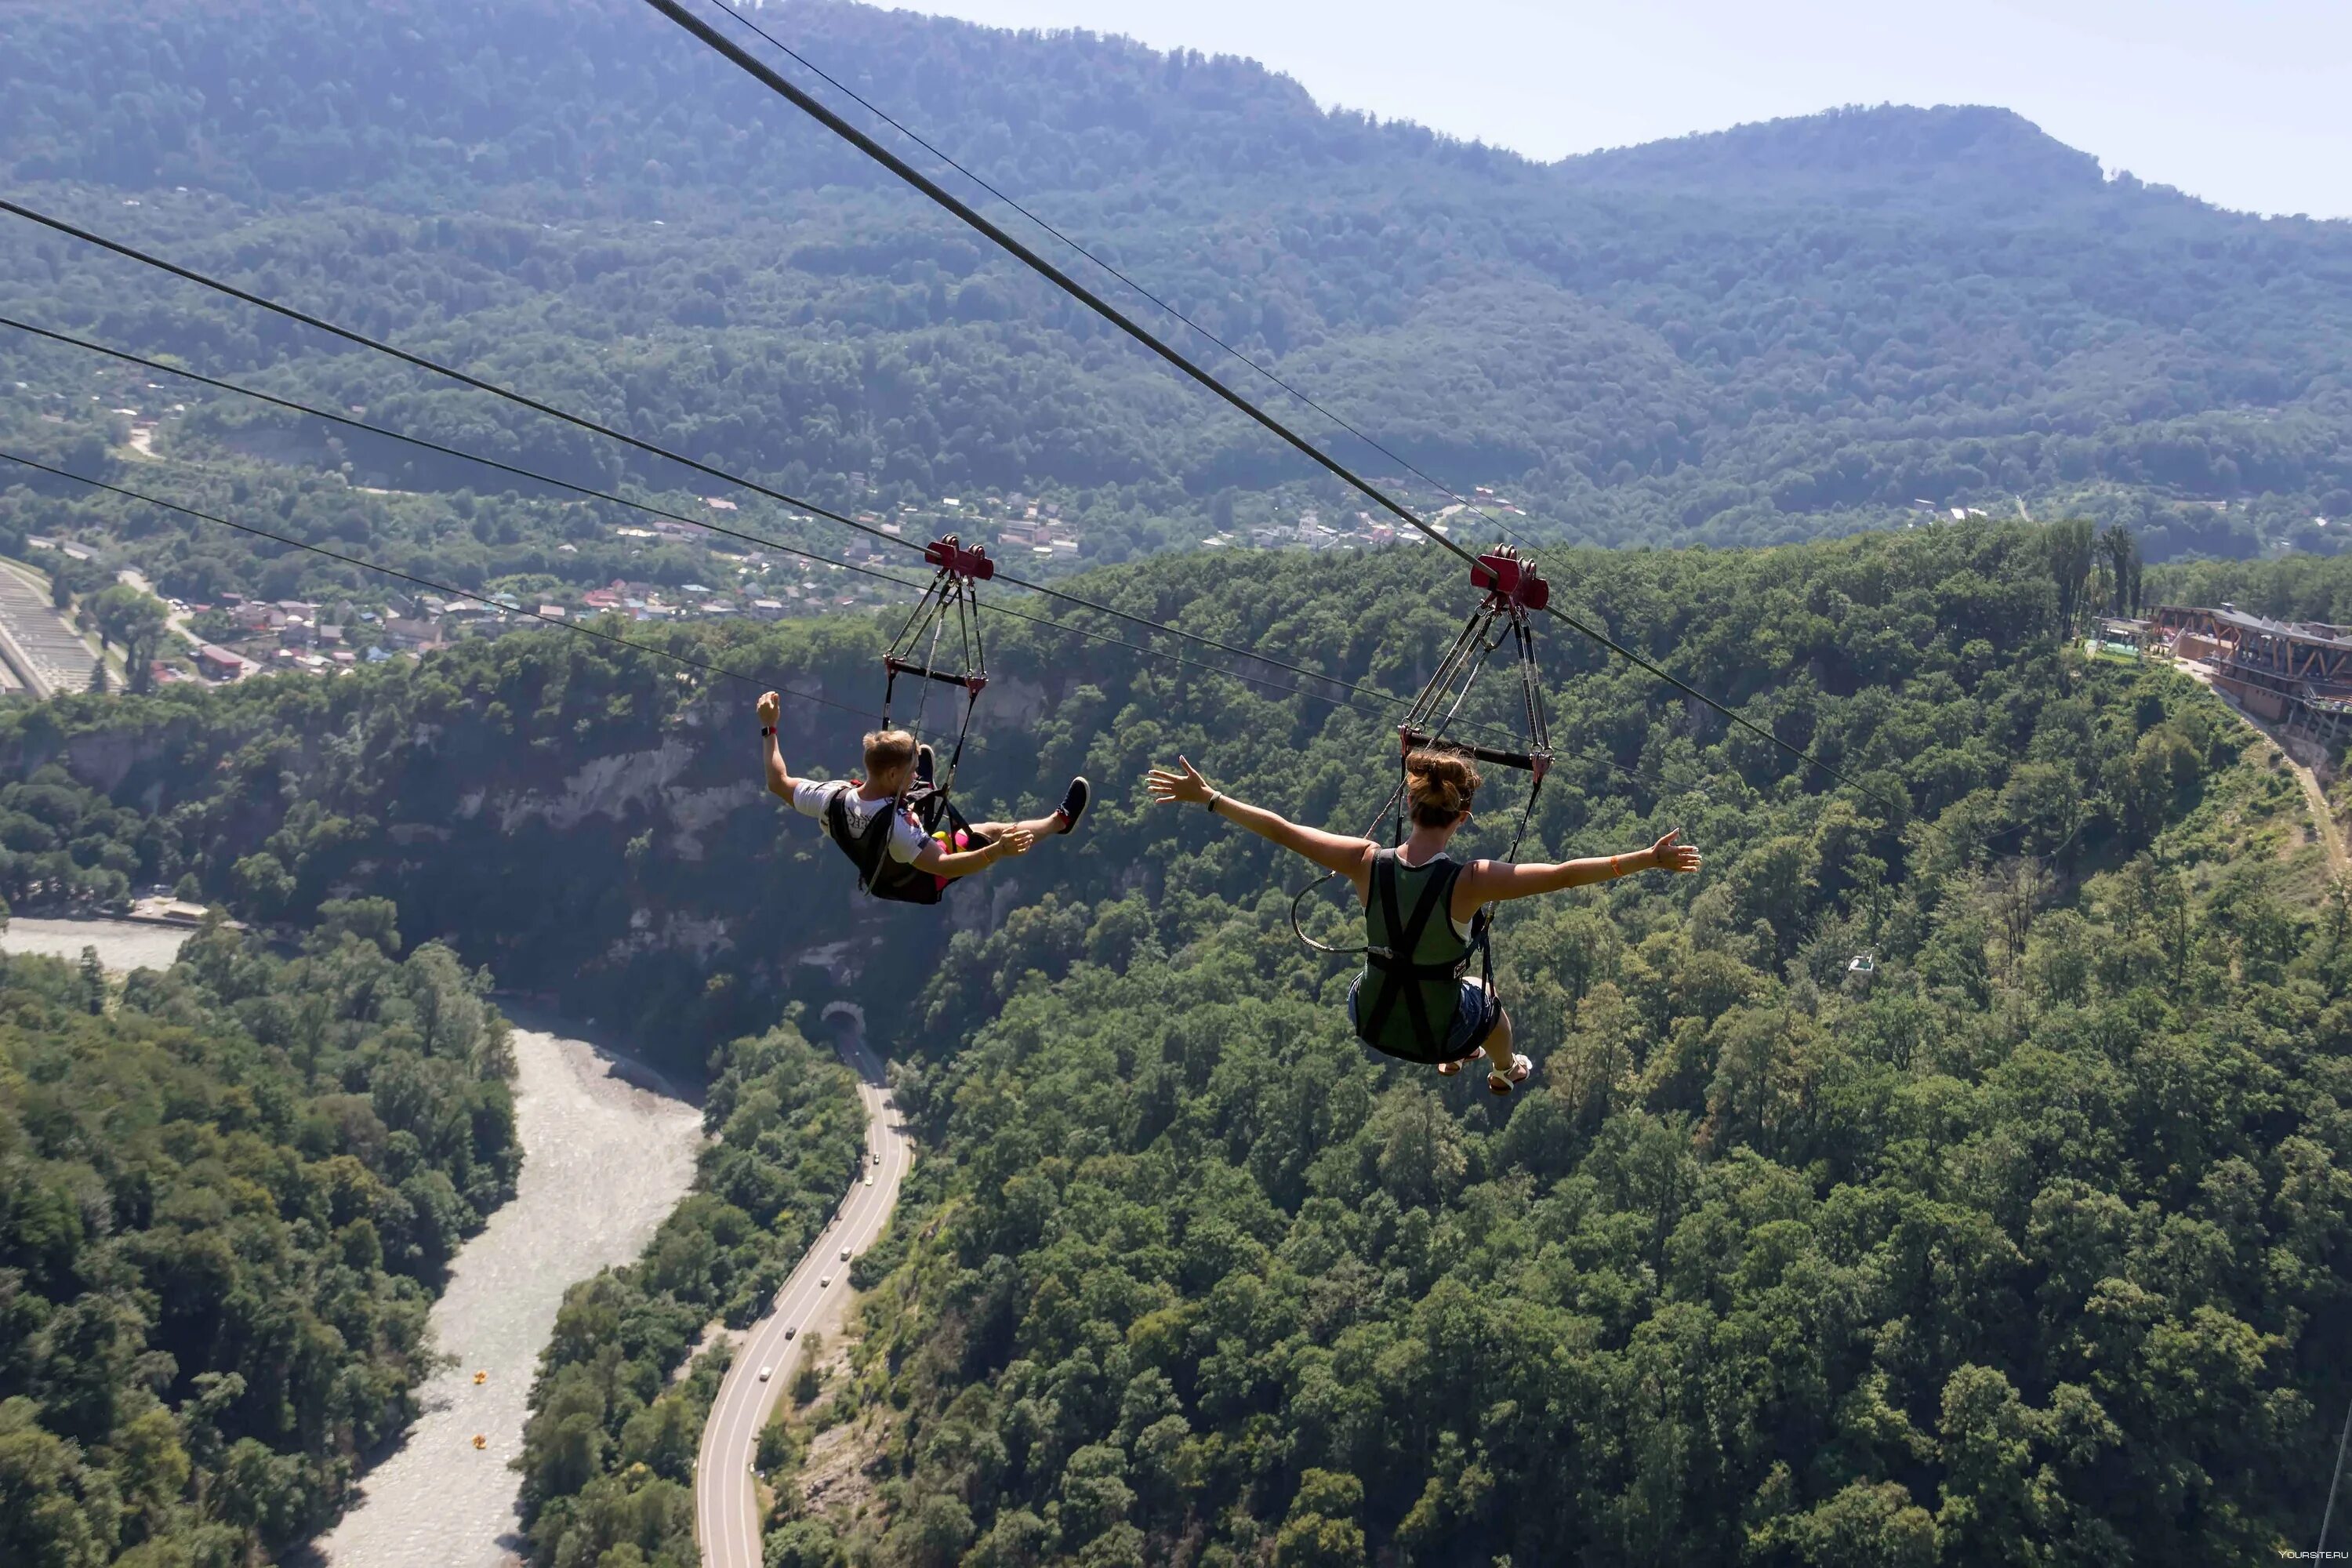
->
xmin=1346 ymin=972 xmax=1501 ymax=1061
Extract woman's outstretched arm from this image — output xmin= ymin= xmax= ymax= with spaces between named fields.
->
xmin=1147 ymin=757 xmax=1374 ymax=886
xmin=1461 ymin=829 xmax=1701 ymax=906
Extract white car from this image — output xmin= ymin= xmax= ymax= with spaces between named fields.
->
xmin=757 ymin=1365 xmax=773 ymax=1382
xmin=819 ymin=1275 xmax=833 ymax=1288
xmin=863 ymin=1174 xmax=874 ymax=1186
xmin=840 ymin=1247 xmax=851 ymax=1261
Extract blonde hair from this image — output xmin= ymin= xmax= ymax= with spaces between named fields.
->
xmin=862 ymin=729 xmax=917 ymax=778
xmin=1404 ymin=748 xmax=1480 ymax=828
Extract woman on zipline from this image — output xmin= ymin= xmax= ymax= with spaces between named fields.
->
xmin=1147 ymin=748 xmax=1700 ymax=1095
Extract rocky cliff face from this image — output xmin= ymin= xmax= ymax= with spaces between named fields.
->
xmin=10 ymin=642 xmax=1068 ymax=1070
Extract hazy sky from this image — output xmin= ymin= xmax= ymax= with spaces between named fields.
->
xmin=894 ymin=0 xmax=2352 ymax=218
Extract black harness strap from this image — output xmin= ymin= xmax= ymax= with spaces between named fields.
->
xmin=823 ymin=783 xmax=978 ymax=906
xmin=1359 ymin=851 xmax=1471 ymax=1058
xmin=822 ymin=787 xmax=893 ymax=895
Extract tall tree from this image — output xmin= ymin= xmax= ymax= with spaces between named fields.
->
xmin=2098 ymin=523 xmax=2141 ymax=615
xmin=86 ymin=585 xmax=169 ymax=694
xmin=2049 ymin=518 xmax=2096 ymax=633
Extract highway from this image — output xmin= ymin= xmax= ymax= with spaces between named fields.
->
xmin=0 ymin=557 xmax=98 ymax=696
xmin=695 ymin=1024 xmax=912 ymax=1568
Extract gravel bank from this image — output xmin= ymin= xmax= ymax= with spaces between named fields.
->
xmin=314 ymin=1028 xmax=702 ymax=1566
xmin=2 ymin=917 xmax=706 ymax=1566
xmin=1 ymin=914 xmax=193 ymax=973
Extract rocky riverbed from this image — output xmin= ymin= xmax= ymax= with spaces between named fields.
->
xmin=314 ymin=1023 xmax=702 ymax=1566
xmin=1 ymin=913 xmax=194 ymax=972
xmin=0 ymin=917 xmax=706 ymax=1568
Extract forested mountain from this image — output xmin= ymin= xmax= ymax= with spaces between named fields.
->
xmin=3 ymin=0 xmax=2350 ymax=596
xmin=0 ymin=517 xmax=2346 ymax=1557
xmin=0 ymin=905 xmax=519 ymax=1565
xmin=8 ymin=2 xmax=2352 ymax=1555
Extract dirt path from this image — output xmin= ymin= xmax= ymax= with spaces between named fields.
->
xmin=2181 ymin=664 xmax=2350 ymax=877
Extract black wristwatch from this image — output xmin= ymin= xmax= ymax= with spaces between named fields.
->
xmin=760 ymin=725 xmax=775 ymax=737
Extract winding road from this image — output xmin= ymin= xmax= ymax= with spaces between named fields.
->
xmin=695 ymin=1020 xmax=912 ymax=1568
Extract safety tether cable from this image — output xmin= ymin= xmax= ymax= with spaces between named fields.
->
xmin=641 ymin=0 xmax=1887 ymax=808
xmin=0 ymin=197 xmax=1440 ymax=728
xmin=0 ymin=451 xmax=872 ymax=715
xmin=703 ymin=0 xmax=1543 ymax=558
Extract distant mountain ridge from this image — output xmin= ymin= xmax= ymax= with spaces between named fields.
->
xmin=2 ymin=0 xmax=2349 ymax=563
xmin=1559 ymin=103 xmax=2111 ymax=206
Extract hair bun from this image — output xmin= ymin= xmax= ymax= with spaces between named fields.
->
xmin=1403 ymin=747 xmax=1481 ymax=827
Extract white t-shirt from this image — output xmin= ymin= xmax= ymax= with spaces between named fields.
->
xmin=793 ymin=779 xmax=929 ymax=864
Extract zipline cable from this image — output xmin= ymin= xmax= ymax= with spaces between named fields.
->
xmin=0 ymin=314 xmax=1520 ymax=738
xmin=0 ymin=316 xmax=929 ymax=587
xmin=2 ymin=204 xmax=1780 ymax=813
xmin=0 ymin=198 xmax=1443 ymax=727
xmin=702 ymin=0 xmax=1544 ymax=557
xmin=0 ymin=449 xmax=875 ymax=715
xmin=641 ymin=0 xmax=1889 ymax=809
xmin=2317 ymin=1381 xmax=2352 ymax=1554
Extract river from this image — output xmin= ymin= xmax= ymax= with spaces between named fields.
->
xmin=0 ymin=917 xmax=706 ymax=1568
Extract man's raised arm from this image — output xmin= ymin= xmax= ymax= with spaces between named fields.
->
xmin=757 ymin=691 xmax=794 ymax=800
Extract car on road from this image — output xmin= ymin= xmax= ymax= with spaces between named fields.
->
xmin=786 ymin=1326 xmax=797 ymax=1340
xmin=758 ymin=1365 xmax=773 ymax=1381
xmin=871 ymin=1152 xmax=882 ymax=1165
xmin=820 ymin=1275 xmax=833 ymax=1288
xmin=864 ymin=1174 xmax=874 ymax=1186
xmin=840 ymin=1246 xmax=851 ymax=1260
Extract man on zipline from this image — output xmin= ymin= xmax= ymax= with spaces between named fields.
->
xmin=1147 ymin=748 xmax=1699 ymax=1094
xmin=759 ymin=691 xmax=1087 ymax=901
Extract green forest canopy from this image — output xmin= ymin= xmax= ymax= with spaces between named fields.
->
xmin=776 ymin=538 xmax=2352 ymax=1565
xmin=0 ymin=902 xmax=519 ymax=1566
xmin=4 ymin=4 xmax=2350 ymax=1555
xmin=2 ymin=515 xmax=2343 ymax=1559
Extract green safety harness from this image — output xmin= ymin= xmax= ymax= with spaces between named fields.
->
xmin=1291 ymin=547 xmax=1554 ymax=1062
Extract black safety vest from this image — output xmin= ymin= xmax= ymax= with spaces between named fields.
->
xmin=822 ymin=784 xmax=978 ymax=906
xmin=1356 ymin=849 xmax=1481 ymax=1063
